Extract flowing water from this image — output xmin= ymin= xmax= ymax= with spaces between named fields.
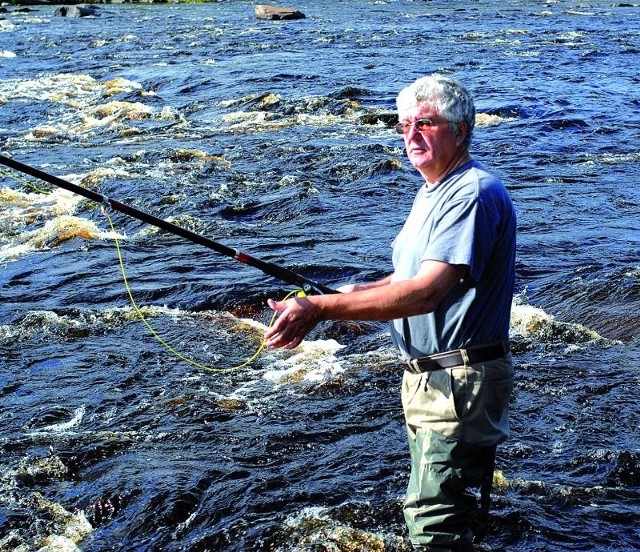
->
xmin=1 ymin=1 xmax=639 ymax=550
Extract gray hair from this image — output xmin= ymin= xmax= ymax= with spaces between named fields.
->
xmin=396 ymin=74 xmax=475 ymax=147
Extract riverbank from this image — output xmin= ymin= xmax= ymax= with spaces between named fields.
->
xmin=2 ymin=0 xmax=217 ymax=6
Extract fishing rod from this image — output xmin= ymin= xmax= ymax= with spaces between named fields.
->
xmin=0 ymin=154 xmax=337 ymax=295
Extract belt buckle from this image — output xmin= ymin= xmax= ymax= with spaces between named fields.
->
xmin=405 ymin=359 xmax=421 ymax=374
xmin=405 ymin=357 xmax=441 ymax=374
xmin=404 ymin=358 xmax=424 ymax=376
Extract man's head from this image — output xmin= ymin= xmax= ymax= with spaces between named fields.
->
xmin=396 ymin=74 xmax=475 ymax=149
xmin=395 ymin=75 xmax=475 ymax=183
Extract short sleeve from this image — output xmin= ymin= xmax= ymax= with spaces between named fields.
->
xmin=423 ymin=197 xmax=497 ymax=281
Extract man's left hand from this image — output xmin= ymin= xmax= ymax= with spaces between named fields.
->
xmin=264 ymin=296 xmax=322 ymax=349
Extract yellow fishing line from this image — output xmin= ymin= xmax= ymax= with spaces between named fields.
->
xmin=0 ymin=167 xmax=49 ymax=194
xmin=105 ymin=210 xmax=295 ymax=373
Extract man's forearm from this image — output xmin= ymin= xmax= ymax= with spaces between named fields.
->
xmin=316 ymin=278 xmax=436 ymax=322
xmin=316 ymin=262 xmax=464 ymax=323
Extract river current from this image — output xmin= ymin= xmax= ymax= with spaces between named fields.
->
xmin=1 ymin=1 xmax=639 ymax=551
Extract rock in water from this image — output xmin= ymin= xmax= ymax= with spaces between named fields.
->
xmin=255 ymin=5 xmax=306 ymax=20
xmin=54 ymin=5 xmax=100 ymax=17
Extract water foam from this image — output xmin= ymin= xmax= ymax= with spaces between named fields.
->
xmin=263 ymin=339 xmax=346 ymax=385
xmin=27 ymin=406 xmax=86 ymax=436
xmin=510 ymin=299 xmax=605 ymax=345
xmin=277 ymin=504 xmax=407 ymax=551
xmin=0 ymin=214 xmax=118 ymax=261
xmin=0 ymin=456 xmax=92 ymax=551
xmin=0 ymin=164 xmax=133 ymax=261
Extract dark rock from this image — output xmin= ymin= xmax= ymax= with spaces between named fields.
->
xmin=255 ymin=4 xmax=305 ymax=21
xmin=54 ymin=4 xmax=100 ymax=17
xmin=359 ymin=111 xmax=398 ymax=127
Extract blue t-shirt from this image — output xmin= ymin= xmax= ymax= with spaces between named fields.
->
xmin=390 ymin=160 xmax=516 ymax=359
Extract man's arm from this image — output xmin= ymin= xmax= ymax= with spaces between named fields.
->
xmin=337 ymin=273 xmax=394 ymax=293
xmin=264 ymin=260 xmax=467 ymax=349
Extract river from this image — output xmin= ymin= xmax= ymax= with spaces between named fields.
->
xmin=1 ymin=1 xmax=639 ymax=550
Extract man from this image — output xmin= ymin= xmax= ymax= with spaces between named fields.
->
xmin=265 ymin=74 xmax=516 ymax=551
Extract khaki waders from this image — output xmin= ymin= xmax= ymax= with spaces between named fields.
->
xmin=401 ymin=354 xmax=513 ymax=551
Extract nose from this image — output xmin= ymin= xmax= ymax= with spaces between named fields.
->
xmin=405 ymin=123 xmax=423 ymax=141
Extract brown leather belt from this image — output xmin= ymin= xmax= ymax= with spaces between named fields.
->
xmin=404 ymin=342 xmax=509 ymax=374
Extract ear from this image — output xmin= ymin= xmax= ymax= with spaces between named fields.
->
xmin=455 ymin=122 xmax=469 ymax=147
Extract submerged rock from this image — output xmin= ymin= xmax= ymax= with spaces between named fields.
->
xmin=255 ymin=5 xmax=306 ymax=21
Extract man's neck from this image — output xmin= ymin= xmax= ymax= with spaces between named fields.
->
xmin=422 ymin=149 xmax=471 ymax=187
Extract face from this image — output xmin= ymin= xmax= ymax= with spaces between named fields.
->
xmin=399 ymin=103 xmax=467 ymax=184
